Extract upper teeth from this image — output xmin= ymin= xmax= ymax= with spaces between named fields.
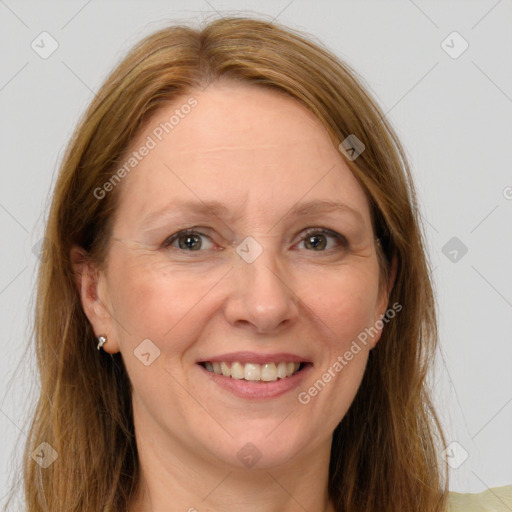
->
xmin=204 ymin=361 xmax=301 ymax=381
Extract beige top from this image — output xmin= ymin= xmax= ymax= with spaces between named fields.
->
xmin=447 ymin=485 xmax=512 ymax=511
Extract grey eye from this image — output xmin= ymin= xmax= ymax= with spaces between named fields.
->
xmin=297 ymin=228 xmax=347 ymax=251
xmin=164 ymin=230 xmax=214 ymax=251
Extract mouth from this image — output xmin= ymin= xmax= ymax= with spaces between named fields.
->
xmin=196 ymin=352 xmax=312 ymax=399
xmin=199 ymin=360 xmax=307 ymax=382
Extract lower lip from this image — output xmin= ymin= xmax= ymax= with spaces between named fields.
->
xmin=198 ymin=364 xmax=312 ymax=400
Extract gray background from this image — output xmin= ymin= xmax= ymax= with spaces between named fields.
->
xmin=1 ymin=0 xmax=511 ymax=505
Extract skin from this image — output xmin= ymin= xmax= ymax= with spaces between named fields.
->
xmin=74 ymin=82 xmax=394 ymax=512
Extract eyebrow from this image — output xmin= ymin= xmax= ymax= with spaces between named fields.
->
xmin=141 ymin=200 xmax=233 ymax=229
xmin=285 ymin=200 xmax=364 ymax=224
xmin=141 ymin=199 xmax=364 ymax=229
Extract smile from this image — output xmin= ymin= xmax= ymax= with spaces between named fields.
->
xmin=201 ymin=361 xmax=304 ymax=381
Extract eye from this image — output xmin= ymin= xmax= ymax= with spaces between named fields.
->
xmin=163 ymin=229 xmax=215 ymax=251
xmin=295 ymin=228 xmax=347 ymax=251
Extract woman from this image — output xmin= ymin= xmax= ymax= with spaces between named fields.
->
xmin=13 ymin=16 xmax=510 ymax=512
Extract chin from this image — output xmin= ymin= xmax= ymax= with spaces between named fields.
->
xmin=203 ymin=422 xmax=316 ymax=471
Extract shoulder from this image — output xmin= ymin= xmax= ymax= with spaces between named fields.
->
xmin=447 ymin=485 xmax=512 ymax=511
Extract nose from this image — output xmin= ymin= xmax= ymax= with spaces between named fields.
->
xmin=223 ymin=246 xmax=300 ymax=334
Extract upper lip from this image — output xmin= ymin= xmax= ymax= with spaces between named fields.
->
xmin=198 ymin=351 xmax=311 ymax=365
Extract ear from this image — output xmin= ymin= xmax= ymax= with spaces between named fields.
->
xmin=371 ymin=253 xmax=398 ymax=349
xmin=70 ymin=245 xmax=120 ymax=354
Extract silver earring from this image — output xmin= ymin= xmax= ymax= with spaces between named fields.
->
xmin=97 ymin=335 xmax=107 ymax=351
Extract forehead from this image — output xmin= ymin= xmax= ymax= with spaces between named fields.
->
xmin=114 ymin=82 xmax=371 ymax=229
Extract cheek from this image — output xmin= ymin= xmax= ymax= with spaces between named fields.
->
xmin=106 ymin=255 xmax=223 ymax=355
xmin=306 ymin=263 xmax=382 ymax=349
xmin=293 ymin=266 xmax=380 ymax=429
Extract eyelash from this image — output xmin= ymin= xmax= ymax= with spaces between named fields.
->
xmin=162 ymin=227 xmax=348 ymax=253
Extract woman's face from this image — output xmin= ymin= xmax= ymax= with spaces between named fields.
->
xmin=86 ymin=82 xmax=390 ymax=470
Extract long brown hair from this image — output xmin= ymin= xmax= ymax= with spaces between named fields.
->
xmin=11 ymin=17 xmax=447 ymax=511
